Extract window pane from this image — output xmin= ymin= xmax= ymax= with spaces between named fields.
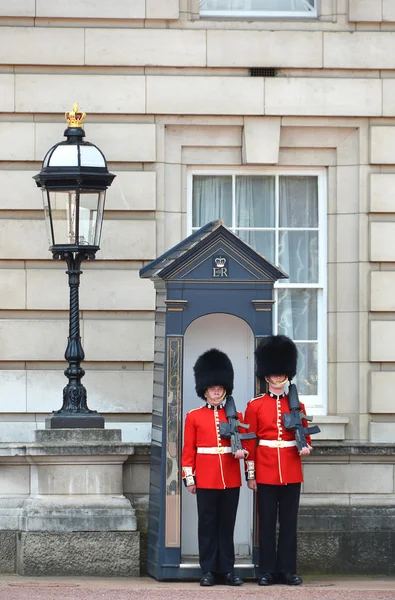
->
xmin=192 ymin=175 xmax=232 ymax=228
xmin=279 ymin=176 xmax=318 ymax=228
xmin=294 ymin=342 xmax=318 ymax=396
xmin=277 ymin=289 xmax=317 ymax=340
xmin=235 ymin=230 xmax=275 ymax=264
xmin=200 ymin=0 xmax=315 ymax=12
xmin=278 ymin=231 xmax=318 ymax=283
xmin=236 ymin=176 xmax=275 ymax=227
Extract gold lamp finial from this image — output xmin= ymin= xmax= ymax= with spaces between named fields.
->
xmin=65 ymin=102 xmax=86 ymax=128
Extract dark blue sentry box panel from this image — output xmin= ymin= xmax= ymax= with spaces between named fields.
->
xmin=140 ymin=221 xmax=287 ymax=580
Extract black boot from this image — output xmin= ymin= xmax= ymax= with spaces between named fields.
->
xmin=223 ymin=572 xmax=243 ymax=586
xmin=277 ymin=573 xmax=303 ymax=586
xmin=258 ymin=573 xmax=277 ymax=586
xmin=200 ymin=572 xmax=216 ymax=586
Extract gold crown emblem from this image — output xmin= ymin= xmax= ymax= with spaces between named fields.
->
xmin=214 ymin=256 xmax=226 ymax=268
xmin=65 ymin=102 xmax=86 ymax=128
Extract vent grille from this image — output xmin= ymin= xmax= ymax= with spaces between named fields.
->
xmin=249 ymin=68 xmax=277 ymax=77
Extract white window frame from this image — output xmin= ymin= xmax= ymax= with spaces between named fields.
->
xmin=200 ymin=0 xmax=317 ymax=19
xmin=187 ymin=167 xmax=327 ymax=415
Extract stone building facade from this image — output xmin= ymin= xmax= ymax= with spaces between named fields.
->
xmin=1 ymin=0 xmax=395 ymax=575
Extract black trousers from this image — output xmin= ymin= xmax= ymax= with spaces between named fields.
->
xmin=196 ymin=487 xmax=240 ymax=575
xmin=257 ymin=482 xmax=301 ymax=575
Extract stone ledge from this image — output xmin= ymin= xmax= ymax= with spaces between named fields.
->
xmin=0 ymin=442 xmax=136 ymax=458
xmin=314 ymin=416 xmax=349 ymax=424
xmin=310 ymin=442 xmax=395 ymax=456
xmin=20 ymin=495 xmax=137 ymax=532
xmin=129 ymin=443 xmax=150 ymax=456
xmin=313 ymin=416 xmax=349 ymax=441
xmin=300 ymin=505 xmax=395 ymax=531
xmin=301 ymin=494 xmax=395 ymax=507
xmin=35 ymin=429 xmax=122 ymax=443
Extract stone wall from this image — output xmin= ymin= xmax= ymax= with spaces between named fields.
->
xmin=299 ymin=443 xmax=395 ymax=574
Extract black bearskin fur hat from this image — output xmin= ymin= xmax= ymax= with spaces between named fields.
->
xmin=194 ymin=348 xmax=234 ymax=399
xmin=255 ymin=335 xmax=297 ymax=381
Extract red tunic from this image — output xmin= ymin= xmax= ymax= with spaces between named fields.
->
xmin=244 ymin=393 xmax=311 ymax=485
xmin=181 ymin=404 xmax=244 ymax=489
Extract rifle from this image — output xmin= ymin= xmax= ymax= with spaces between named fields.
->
xmin=282 ymin=383 xmax=321 ymax=452
xmin=219 ymin=396 xmax=256 ymax=456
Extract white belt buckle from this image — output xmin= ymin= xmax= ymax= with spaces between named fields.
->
xmin=276 ymin=440 xmax=285 ymax=448
xmin=217 ymin=447 xmax=224 ymax=454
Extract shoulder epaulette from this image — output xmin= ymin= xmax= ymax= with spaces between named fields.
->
xmin=188 ymin=406 xmax=204 ymax=415
xmin=249 ymin=394 xmax=265 ymax=403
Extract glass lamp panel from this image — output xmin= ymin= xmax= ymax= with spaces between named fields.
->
xmin=279 ymin=176 xmax=318 ymax=228
xmin=47 ymin=145 xmax=79 ymax=167
xmin=79 ymin=145 xmax=106 ymax=168
xmin=94 ymin=190 xmax=106 ymax=246
xmin=278 ymin=230 xmax=318 ymax=283
xmin=65 ymin=191 xmax=78 ymax=244
xmin=235 ymin=229 xmax=275 ymax=263
xmin=78 ymin=191 xmax=103 ymax=246
xmin=293 ymin=342 xmax=318 ymax=396
xmin=277 ymin=288 xmax=318 ymax=340
xmin=46 ymin=190 xmax=77 ymax=245
xmin=43 ymin=149 xmax=52 ymax=168
xmin=235 ymin=176 xmax=275 ymax=227
xmin=192 ymin=175 xmax=232 ymax=227
xmin=42 ymin=189 xmax=54 ymax=246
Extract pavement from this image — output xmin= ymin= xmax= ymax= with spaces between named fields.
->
xmin=1 ymin=576 xmax=395 ymax=600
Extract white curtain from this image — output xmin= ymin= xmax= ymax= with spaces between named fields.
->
xmin=235 ymin=175 xmax=275 ymax=263
xmin=235 ymin=175 xmax=274 ymax=227
xmin=278 ymin=175 xmax=318 ymax=283
xmin=200 ymin=0 xmax=314 ymax=11
xmin=192 ymin=175 xmax=232 ymax=228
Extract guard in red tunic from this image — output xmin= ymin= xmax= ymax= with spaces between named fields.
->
xmin=182 ymin=349 xmax=247 ymax=587
xmin=243 ymin=335 xmax=312 ymax=587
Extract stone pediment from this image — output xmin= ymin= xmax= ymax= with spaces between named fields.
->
xmin=140 ymin=220 xmax=287 ymax=283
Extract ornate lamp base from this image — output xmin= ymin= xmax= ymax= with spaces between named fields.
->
xmin=46 ymin=412 xmax=105 ymax=429
xmin=46 ymin=249 xmax=105 ymax=431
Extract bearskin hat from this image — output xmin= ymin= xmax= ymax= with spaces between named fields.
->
xmin=255 ymin=335 xmax=297 ymax=381
xmin=193 ymin=348 xmax=234 ymax=399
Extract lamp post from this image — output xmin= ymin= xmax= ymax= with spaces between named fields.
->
xmin=34 ymin=103 xmax=116 ymax=429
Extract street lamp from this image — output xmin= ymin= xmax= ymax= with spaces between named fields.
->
xmin=34 ymin=103 xmax=116 ymax=429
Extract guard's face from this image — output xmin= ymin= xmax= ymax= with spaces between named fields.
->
xmin=205 ymin=385 xmax=226 ymax=406
xmin=265 ymin=374 xmax=288 ymax=392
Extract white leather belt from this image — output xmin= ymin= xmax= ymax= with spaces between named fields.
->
xmin=259 ymin=439 xmax=296 ymax=448
xmin=197 ymin=446 xmax=232 ymax=455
